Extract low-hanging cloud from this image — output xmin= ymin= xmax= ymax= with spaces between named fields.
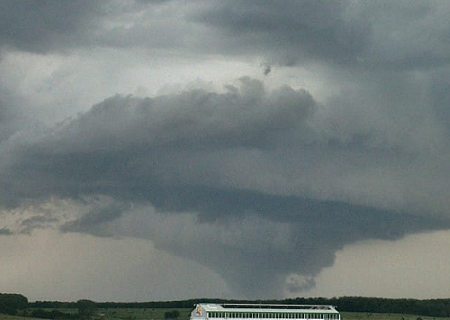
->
xmin=0 ymin=77 xmax=314 ymax=206
xmin=1 ymin=77 xmax=450 ymax=297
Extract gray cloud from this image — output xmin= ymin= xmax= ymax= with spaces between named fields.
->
xmin=2 ymin=0 xmax=450 ymax=299
xmin=2 ymin=0 xmax=449 ymax=73
xmin=0 ymin=88 xmax=29 ymax=151
xmin=60 ymin=199 xmax=131 ymax=237
xmin=190 ymin=1 xmax=370 ymax=66
xmin=191 ymin=0 xmax=450 ymax=70
xmin=286 ymin=275 xmax=316 ymax=293
xmin=0 ymin=0 xmax=174 ymax=54
xmin=1 ymin=78 xmax=313 ymax=205
xmin=55 ymin=192 xmax=449 ymax=297
xmin=2 ymin=78 xmax=450 ymax=297
xmin=0 ymin=0 xmax=103 ymax=53
xmin=0 ymin=101 xmax=17 ymax=142
xmin=0 ymin=228 xmax=13 ymax=235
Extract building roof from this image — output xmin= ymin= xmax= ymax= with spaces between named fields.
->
xmin=196 ymin=304 xmax=339 ymax=314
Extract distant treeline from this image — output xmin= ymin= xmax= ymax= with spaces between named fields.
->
xmin=286 ymin=297 xmax=450 ymax=317
xmin=3 ymin=294 xmax=450 ymax=318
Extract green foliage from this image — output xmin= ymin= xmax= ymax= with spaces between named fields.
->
xmin=0 ymin=314 xmax=43 ymax=320
xmin=164 ymin=310 xmax=180 ymax=320
xmin=30 ymin=309 xmax=79 ymax=320
xmin=340 ymin=312 xmax=443 ymax=320
xmin=76 ymin=300 xmax=97 ymax=319
xmin=31 ymin=303 xmax=77 ymax=309
xmin=284 ymin=297 xmax=450 ymax=318
xmin=0 ymin=294 xmax=28 ymax=315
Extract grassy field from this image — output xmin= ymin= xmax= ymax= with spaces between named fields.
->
xmin=341 ymin=312 xmax=446 ymax=320
xmin=94 ymin=307 xmax=192 ymax=320
xmin=0 ymin=315 xmax=42 ymax=320
xmin=0 ymin=308 xmax=192 ymax=320
xmin=1 ymin=310 xmax=447 ymax=320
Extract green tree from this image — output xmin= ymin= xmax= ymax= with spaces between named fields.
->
xmin=164 ymin=310 xmax=180 ymax=320
xmin=77 ymin=299 xmax=97 ymax=319
xmin=0 ymin=293 xmax=28 ymax=315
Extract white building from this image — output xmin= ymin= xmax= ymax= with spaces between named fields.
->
xmin=190 ymin=304 xmax=340 ymax=320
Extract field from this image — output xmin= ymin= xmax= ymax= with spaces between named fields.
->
xmin=0 ymin=310 xmax=447 ymax=320
xmin=93 ymin=307 xmax=192 ymax=320
xmin=0 ymin=315 xmax=41 ymax=320
xmin=0 ymin=308 xmax=192 ymax=320
xmin=341 ymin=312 xmax=445 ymax=320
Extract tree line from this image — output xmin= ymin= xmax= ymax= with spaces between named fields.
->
xmin=3 ymin=294 xmax=450 ymax=319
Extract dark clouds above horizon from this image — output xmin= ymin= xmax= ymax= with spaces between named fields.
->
xmin=2 ymin=0 xmax=450 ymax=300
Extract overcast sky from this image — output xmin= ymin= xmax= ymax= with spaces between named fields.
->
xmin=2 ymin=0 xmax=450 ymax=302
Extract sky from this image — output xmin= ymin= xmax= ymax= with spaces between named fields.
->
xmin=1 ymin=0 xmax=450 ymax=302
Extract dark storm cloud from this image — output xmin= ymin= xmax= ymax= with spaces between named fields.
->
xmin=55 ymin=185 xmax=449 ymax=297
xmin=190 ymin=0 xmax=450 ymax=70
xmin=1 ymin=78 xmax=449 ymax=297
xmin=0 ymin=228 xmax=12 ymax=236
xmin=429 ymin=68 xmax=450 ymax=132
xmin=0 ymin=101 xmax=17 ymax=142
xmin=2 ymin=0 xmax=450 ymax=298
xmin=191 ymin=0 xmax=370 ymax=66
xmin=2 ymin=0 xmax=449 ymax=73
xmin=0 ymin=87 xmax=26 ymax=143
xmin=0 ymin=78 xmax=313 ymax=206
xmin=60 ymin=200 xmax=131 ymax=237
xmin=127 ymin=190 xmax=447 ymax=297
xmin=19 ymin=215 xmax=59 ymax=234
xmin=0 ymin=0 xmax=173 ymax=54
xmin=0 ymin=0 xmax=103 ymax=53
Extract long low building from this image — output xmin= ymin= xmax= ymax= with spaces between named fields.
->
xmin=190 ymin=303 xmax=340 ymax=320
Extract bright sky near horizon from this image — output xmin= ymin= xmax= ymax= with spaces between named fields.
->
xmin=2 ymin=0 xmax=450 ymax=302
